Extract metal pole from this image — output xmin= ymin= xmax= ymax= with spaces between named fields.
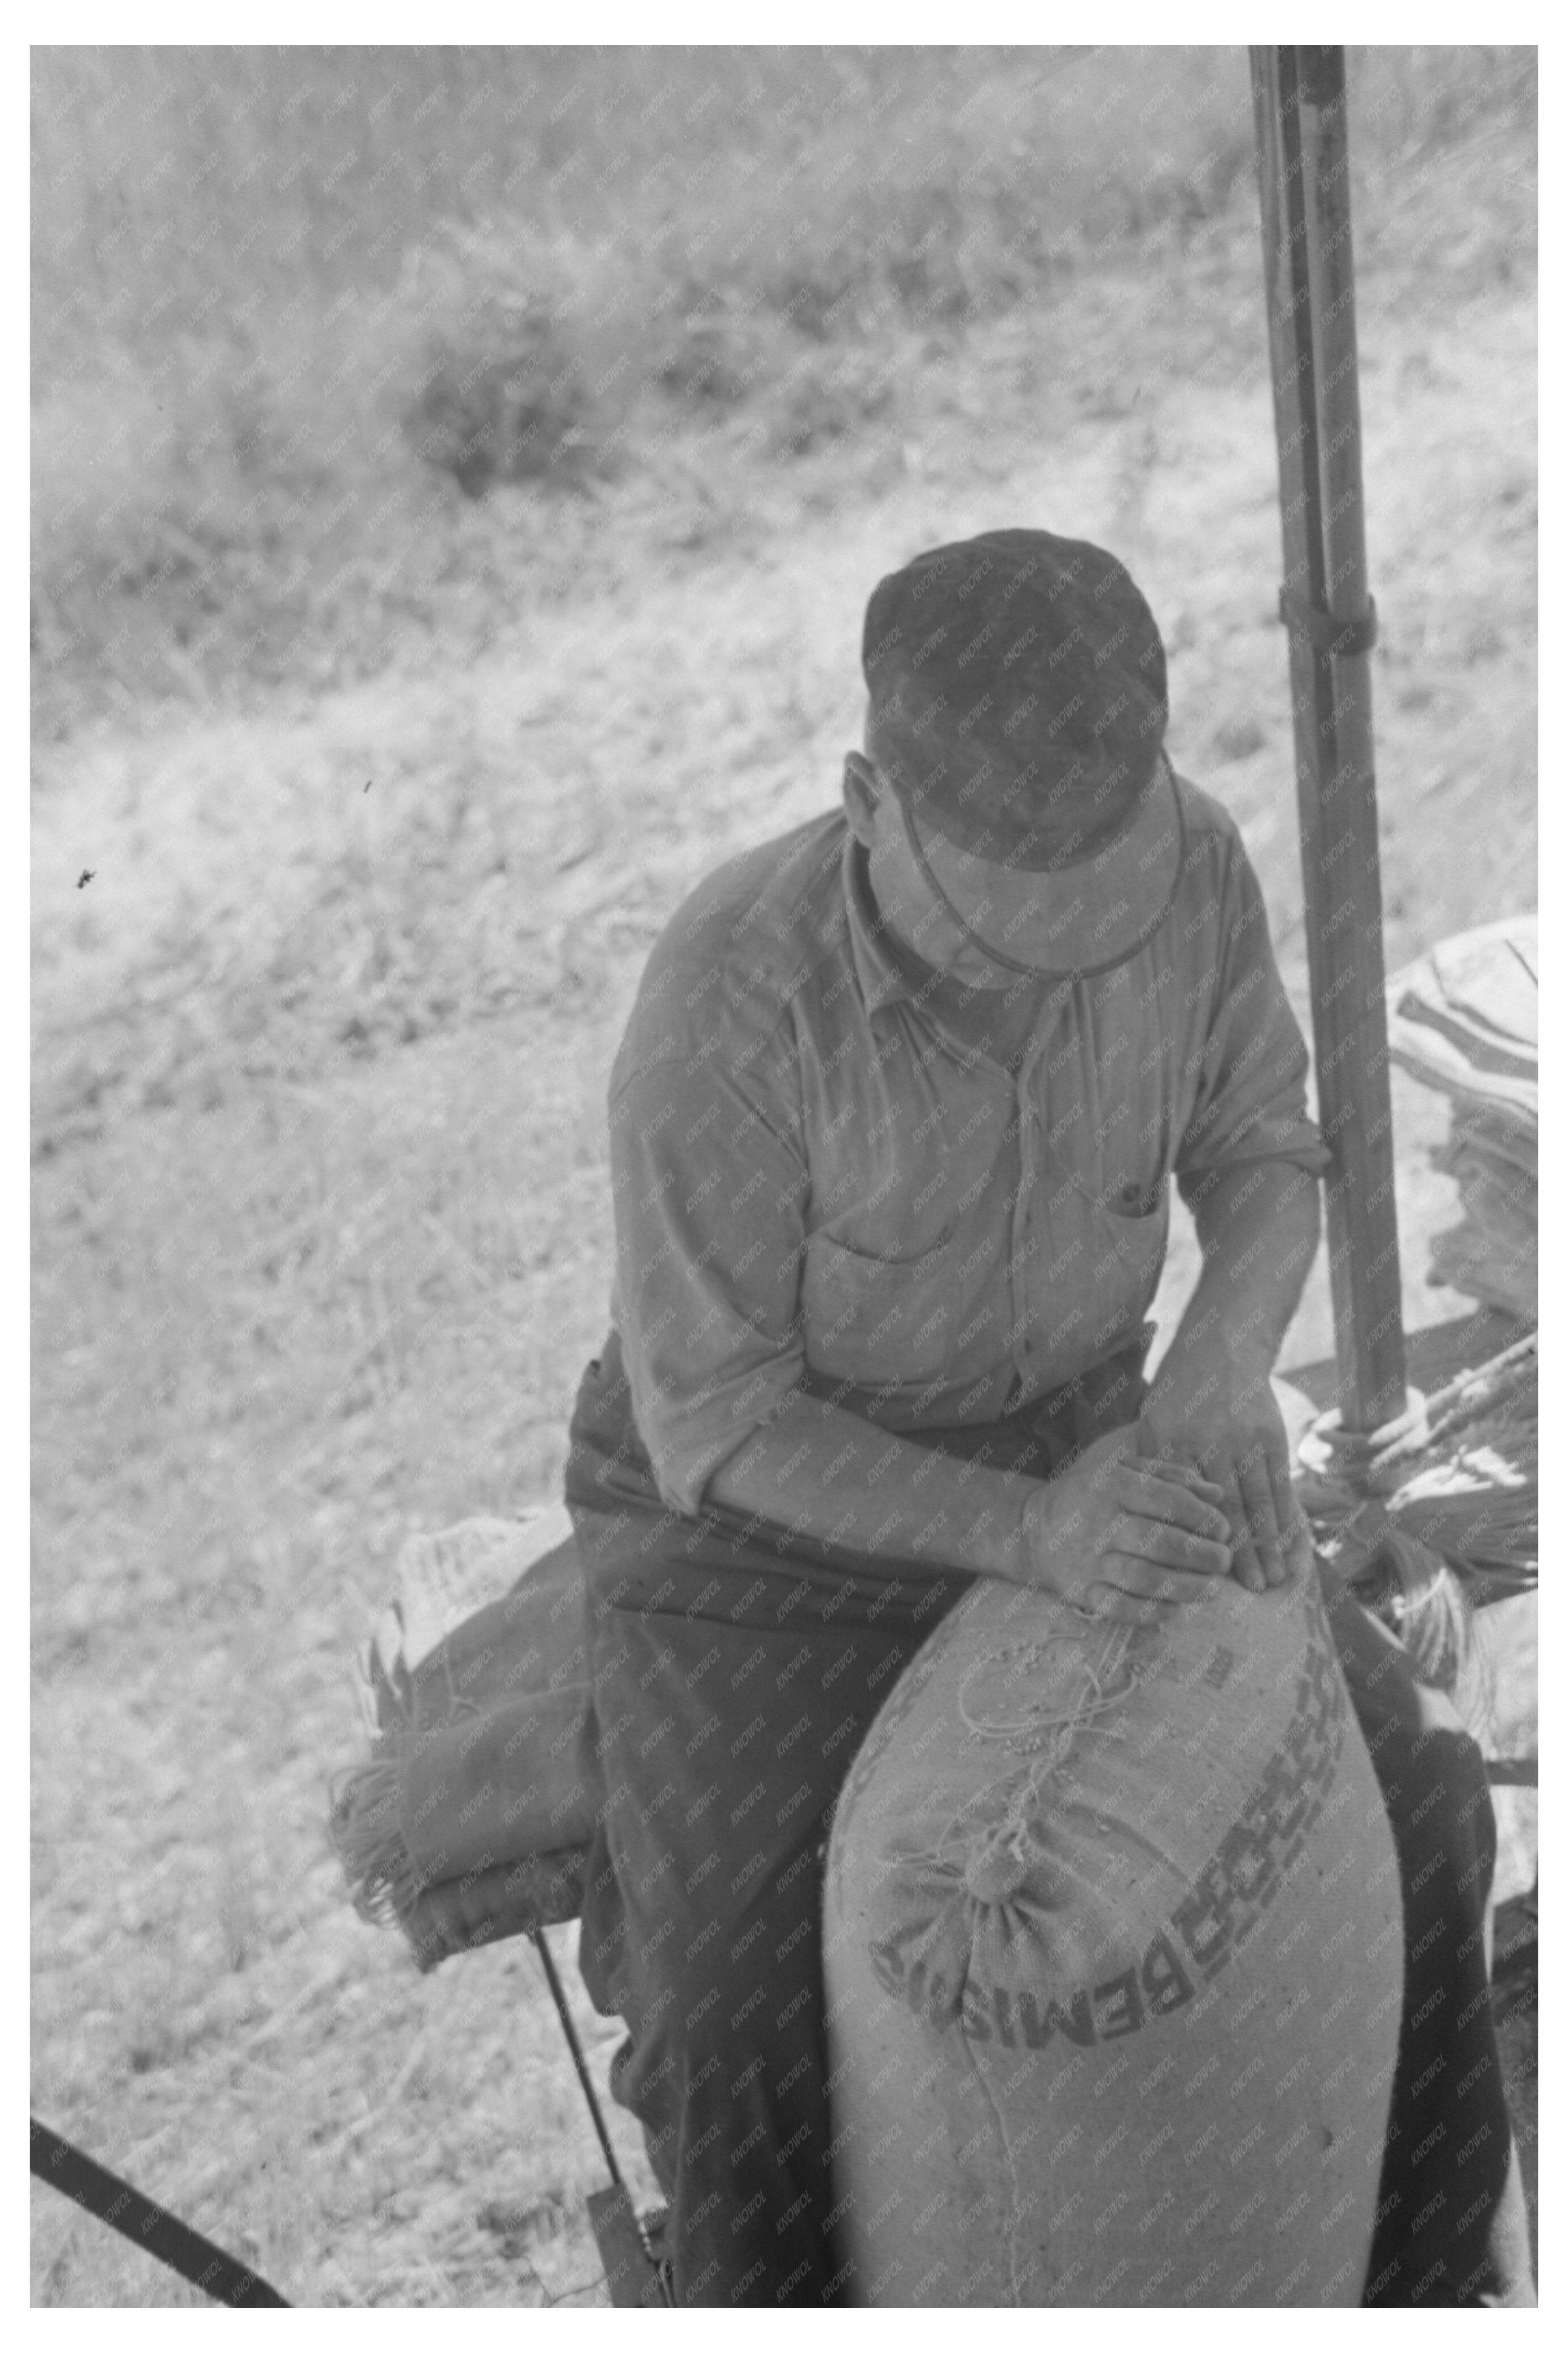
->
xmin=1250 ymin=44 xmax=1407 ymax=1432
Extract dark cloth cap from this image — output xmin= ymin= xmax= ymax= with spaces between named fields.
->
xmin=861 ymin=527 xmax=1169 ymax=871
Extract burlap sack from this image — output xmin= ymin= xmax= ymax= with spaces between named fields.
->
xmin=330 ymin=1516 xmax=600 ymax=1969
xmin=823 ymin=1566 xmax=1402 ymax=2306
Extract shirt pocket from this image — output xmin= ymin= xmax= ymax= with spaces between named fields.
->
xmin=800 ymin=1228 xmax=967 ymax=1386
xmin=1070 ymin=1172 xmax=1171 ymax=1346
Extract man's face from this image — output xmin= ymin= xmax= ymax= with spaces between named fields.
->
xmin=842 ymin=708 xmax=1027 ymax=992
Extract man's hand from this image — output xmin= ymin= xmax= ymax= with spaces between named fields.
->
xmin=1139 ymin=1365 xmax=1315 ymax=1596
xmin=1016 ymin=1427 xmax=1235 ymax=1625
xmin=1138 ymin=1159 xmax=1323 ymax=1597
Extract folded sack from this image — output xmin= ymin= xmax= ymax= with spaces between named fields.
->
xmin=329 ymin=1512 xmax=602 ymax=1971
xmin=1385 ymin=912 xmax=1537 ymax=1128
xmin=1385 ymin=913 xmax=1537 ymax=1321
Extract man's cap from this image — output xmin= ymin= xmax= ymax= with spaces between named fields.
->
xmin=860 ymin=527 xmax=1182 ymax=977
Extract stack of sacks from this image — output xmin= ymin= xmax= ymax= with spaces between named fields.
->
xmin=1385 ymin=915 xmax=1537 ymax=1321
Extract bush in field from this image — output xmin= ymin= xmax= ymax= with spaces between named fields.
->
xmin=397 ymin=226 xmax=620 ymax=498
xmin=29 ymin=45 xmax=1537 ymax=739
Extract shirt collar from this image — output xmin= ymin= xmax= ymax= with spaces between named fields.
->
xmin=841 ymin=823 xmax=930 ymax=1016
xmin=839 ymin=819 xmax=1089 ymax=1076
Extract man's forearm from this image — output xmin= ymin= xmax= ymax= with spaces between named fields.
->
xmin=703 ymin=1165 xmax=1319 ymax=1580
xmin=1150 ymin=1158 xmax=1321 ymax=1406
xmin=703 ymin=1387 xmax=1037 ymax=1583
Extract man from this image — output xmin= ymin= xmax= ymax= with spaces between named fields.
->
xmin=562 ymin=530 xmax=1521 ymax=2305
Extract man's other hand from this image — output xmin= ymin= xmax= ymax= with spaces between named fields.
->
xmin=1017 ymin=1427 xmax=1235 ymax=1625
xmin=1138 ymin=1367 xmax=1315 ymax=1596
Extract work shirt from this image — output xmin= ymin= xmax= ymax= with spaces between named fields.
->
xmin=606 ymin=771 xmax=1329 ymax=1519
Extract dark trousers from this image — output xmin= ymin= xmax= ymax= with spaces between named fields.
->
xmin=575 ymin=1589 xmax=920 ymax=2307
xmin=564 ymin=1340 xmax=1524 ymax=2306
xmin=1325 ymin=1585 xmax=1533 ymax=2306
xmin=567 ymin=1333 xmax=1134 ymax=2308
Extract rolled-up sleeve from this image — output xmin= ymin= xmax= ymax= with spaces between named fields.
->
xmin=607 ymin=986 xmax=811 ymax=1517
xmin=1175 ymin=836 xmax=1331 ymax=1203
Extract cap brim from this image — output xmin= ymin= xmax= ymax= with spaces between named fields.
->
xmin=911 ymin=757 xmax=1185 ymax=979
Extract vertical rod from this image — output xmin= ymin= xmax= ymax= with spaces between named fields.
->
xmin=1250 ymin=44 xmax=1407 ymax=1431
xmin=530 ymin=1927 xmax=625 ymax=2190
xmin=529 ymin=1929 xmax=676 ymax=2301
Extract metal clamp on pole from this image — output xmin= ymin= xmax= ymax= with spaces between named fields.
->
xmin=1278 ymin=586 xmax=1379 ymax=660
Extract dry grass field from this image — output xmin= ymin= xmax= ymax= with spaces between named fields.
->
xmin=32 ymin=47 xmax=1535 ymax=2305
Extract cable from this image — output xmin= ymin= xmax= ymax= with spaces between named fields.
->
xmin=30 ymin=2117 xmax=291 ymax=2307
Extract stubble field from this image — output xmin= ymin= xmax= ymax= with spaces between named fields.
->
xmin=31 ymin=47 xmax=1535 ymax=2305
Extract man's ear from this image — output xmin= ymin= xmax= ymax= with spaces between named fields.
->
xmin=842 ymin=751 xmax=881 ymax=845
